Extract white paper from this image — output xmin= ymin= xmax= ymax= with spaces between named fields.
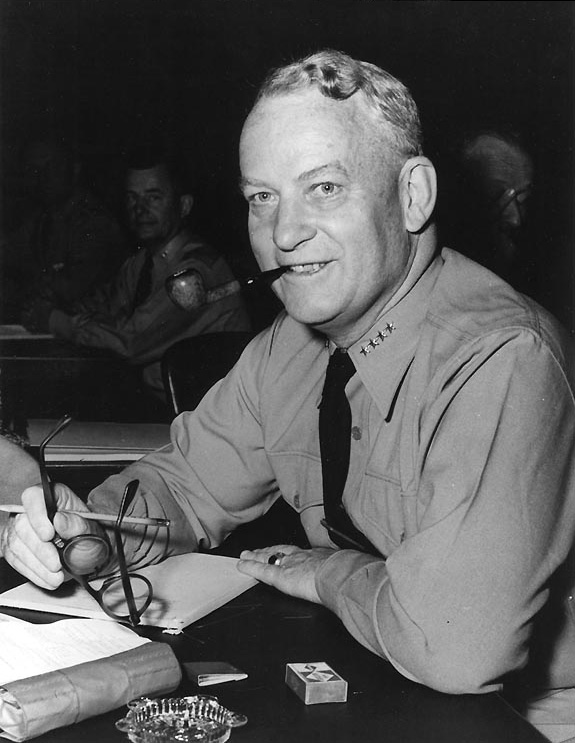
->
xmin=0 ymin=325 xmax=52 ymax=340
xmin=0 ymin=616 xmax=149 ymax=684
xmin=0 ymin=553 xmax=257 ymax=630
xmin=197 ymin=673 xmax=248 ymax=687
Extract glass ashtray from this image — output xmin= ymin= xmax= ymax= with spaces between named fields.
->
xmin=116 ymin=695 xmax=248 ymax=743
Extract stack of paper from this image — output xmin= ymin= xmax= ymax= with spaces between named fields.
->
xmin=0 ymin=553 xmax=257 ymax=631
xmin=0 ymin=613 xmax=150 ymax=685
xmin=0 ymin=614 xmax=181 ymax=741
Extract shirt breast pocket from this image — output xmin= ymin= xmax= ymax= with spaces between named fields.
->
xmin=357 ymin=472 xmax=405 ymax=555
xmin=268 ymin=451 xmax=323 ymax=514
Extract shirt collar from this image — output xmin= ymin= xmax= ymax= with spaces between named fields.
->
xmin=157 ymin=229 xmax=191 ymax=263
xmin=345 ymin=251 xmax=443 ymax=417
xmin=137 ymin=229 xmax=191 ymax=268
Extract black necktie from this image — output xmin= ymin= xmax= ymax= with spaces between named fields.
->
xmin=132 ymin=249 xmax=154 ymax=314
xmin=319 ymin=349 xmax=378 ymax=554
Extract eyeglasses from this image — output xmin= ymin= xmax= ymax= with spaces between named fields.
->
xmin=491 ymin=185 xmax=533 ymax=221
xmin=39 ymin=414 xmax=153 ymax=626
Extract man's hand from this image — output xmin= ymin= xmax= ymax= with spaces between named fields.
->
xmin=237 ymin=545 xmax=337 ymax=604
xmin=0 ymin=483 xmax=94 ymax=590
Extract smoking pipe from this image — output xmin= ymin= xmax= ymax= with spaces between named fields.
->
xmin=165 ymin=266 xmax=287 ymax=311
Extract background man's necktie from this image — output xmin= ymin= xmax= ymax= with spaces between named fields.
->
xmin=131 ymin=249 xmax=154 ymax=314
xmin=319 ymin=349 xmax=378 ymax=554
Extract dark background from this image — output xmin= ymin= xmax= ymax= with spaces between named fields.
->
xmin=1 ymin=0 xmax=573 ymax=329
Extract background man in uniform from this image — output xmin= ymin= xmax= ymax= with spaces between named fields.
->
xmin=23 ymin=148 xmax=251 ymax=400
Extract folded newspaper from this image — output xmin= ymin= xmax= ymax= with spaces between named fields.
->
xmin=0 ymin=614 xmax=181 ymax=741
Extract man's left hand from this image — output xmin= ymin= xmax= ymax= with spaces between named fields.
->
xmin=237 ymin=545 xmax=337 ymax=604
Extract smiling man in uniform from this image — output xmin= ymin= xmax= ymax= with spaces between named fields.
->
xmin=3 ymin=51 xmax=575 ymax=741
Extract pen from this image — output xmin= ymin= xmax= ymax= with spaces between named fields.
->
xmin=0 ymin=504 xmax=170 ymax=527
xmin=320 ymin=518 xmax=383 ymax=557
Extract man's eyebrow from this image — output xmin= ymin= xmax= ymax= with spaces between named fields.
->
xmin=298 ymin=162 xmax=349 ymax=181
xmin=238 ymin=176 xmax=260 ymax=192
xmin=126 ymin=187 xmax=164 ymax=195
xmin=239 ymin=162 xmax=349 ymax=192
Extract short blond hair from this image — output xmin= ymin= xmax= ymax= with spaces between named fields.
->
xmin=255 ymin=49 xmax=423 ymax=159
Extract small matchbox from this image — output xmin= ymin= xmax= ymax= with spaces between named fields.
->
xmin=285 ymin=662 xmax=348 ymax=705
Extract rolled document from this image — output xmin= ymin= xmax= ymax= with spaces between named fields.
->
xmin=166 ymin=266 xmax=287 ymax=311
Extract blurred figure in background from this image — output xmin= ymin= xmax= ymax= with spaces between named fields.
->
xmin=2 ymin=137 xmax=129 ymax=320
xmin=438 ymin=129 xmax=536 ymax=297
xmin=22 ymin=147 xmax=251 ymax=401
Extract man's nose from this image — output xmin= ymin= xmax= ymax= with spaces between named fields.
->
xmin=133 ymin=199 xmax=149 ymax=217
xmin=272 ymin=199 xmax=316 ymax=251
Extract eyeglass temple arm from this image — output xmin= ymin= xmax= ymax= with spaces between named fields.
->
xmin=116 ymin=479 xmax=139 ymax=527
xmin=38 ymin=414 xmax=73 ymax=522
xmin=115 ymin=479 xmax=141 ymax=625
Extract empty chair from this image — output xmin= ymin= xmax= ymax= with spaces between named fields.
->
xmin=161 ymin=331 xmax=256 ymax=416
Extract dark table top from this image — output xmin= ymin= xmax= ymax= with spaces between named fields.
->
xmin=0 ymin=335 xmax=108 ymax=360
xmin=0 ymin=557 xmax=547 ymax=743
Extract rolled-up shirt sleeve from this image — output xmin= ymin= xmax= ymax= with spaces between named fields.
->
xmin=316 ymin=331 xmax=575 ymax=694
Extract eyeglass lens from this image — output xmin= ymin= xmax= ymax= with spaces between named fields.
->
xmin=37 ymin=416 xmax=153 ymax=625
xmin=100 ymin=575 xmax=153 ymax=618
xmin=38 ymin=414 xmax=110 ymax=575
xmin=109 ymin=478 xmax=152 ymax=625
xmin=61 ymin=479 xmax=153 ymax=626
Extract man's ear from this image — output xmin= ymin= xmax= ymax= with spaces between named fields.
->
xmin=398 ymin=157 xmax=437 ymax=233
xmin=180 ymin=194 xmax=194 ymax=219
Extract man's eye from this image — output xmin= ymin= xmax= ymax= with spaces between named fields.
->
xmin=249 ymin=192 xmax=274 ymax=205
xmin=312 ymin=182 xmax=340 ymax=197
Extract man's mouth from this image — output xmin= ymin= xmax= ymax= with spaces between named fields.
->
xmin=286 ymin=262 xmax=327 ymax=275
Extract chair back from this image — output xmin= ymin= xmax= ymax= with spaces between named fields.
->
xmin=161 ymin=331 xmax=256 ymax=416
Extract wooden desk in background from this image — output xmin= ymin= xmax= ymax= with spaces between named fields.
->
xmin=0 ymin=462 xmax=548 ymax=743
xmin=0 ymin=326 xmax=171 ymax=427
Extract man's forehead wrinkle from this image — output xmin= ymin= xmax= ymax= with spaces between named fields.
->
xmin=297 ymin=161 xmax=350 ymax=181
xmin=128 ymin=184 xmax=165 ymax=193
xmin=246 ymin=87 xmax=376 ymax=132
xmin=240 ymin=89 xmax=395 ymax=193
xmin=126 ymin=172 xmax=173 ymax=195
